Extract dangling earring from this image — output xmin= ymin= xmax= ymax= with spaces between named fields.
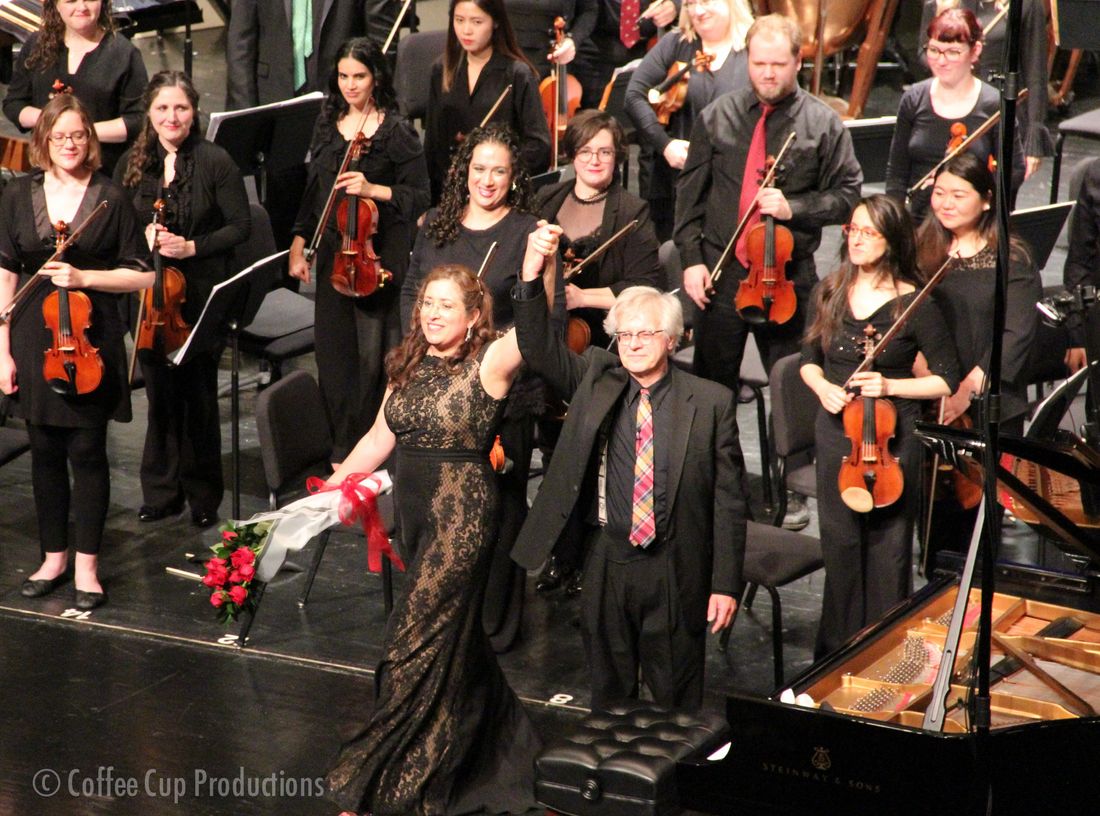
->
xmin=466 ymin=326 xmax=473 ymax=342
xmin=511 ymin=179 xmax=518 ymax=192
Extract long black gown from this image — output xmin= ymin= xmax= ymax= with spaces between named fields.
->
xmin=326 ymin=353 xmax=541 ymax=815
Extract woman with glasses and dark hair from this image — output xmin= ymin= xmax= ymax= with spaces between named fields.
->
xmin=116 ymin=70 xmax=251 ymax=528
xmin=0 ymin=94 xmax=150 ymax=610
xmin=800 ymin=194 xmax=959 ymax=657
xmin=424 ymin=0 xmax=551 ymax=201
xmin=624 ymin=0 xmax=753 ymax=240
xmin=289 ymin=38 xmax=431 ymax=463
xmin=3 ymin=0 xmax=148 ymax=175
xmin=402 ymin=123 xmax=562 ymax=653
xmin=885 ymin=7 xmax=1023 ymax=221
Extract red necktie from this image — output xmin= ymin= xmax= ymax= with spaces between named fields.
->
xmin=629 ymin=388 xmax=655 ymax=548
xmin=620 ymin=0 xmax=641 ymax=50
xmin=735 ymin=104 xmax=774 ymax=269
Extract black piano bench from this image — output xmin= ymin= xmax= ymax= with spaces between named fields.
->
xmin=534 ymin=700 xmax=730 ymax=816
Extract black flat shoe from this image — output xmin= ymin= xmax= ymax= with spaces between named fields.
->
xmin=21 ymin=574 xmax=68 ymax=598
xmin=191 ymin=510 xmax=218 ymax=529
xmin=138 ymin=501 xmax=183 ymax=522
xmin=75 ymin=589 xmax=107 ymax=610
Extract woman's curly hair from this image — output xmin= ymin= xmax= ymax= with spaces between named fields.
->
xmin=121 ymin=71 xmax=201 ymax=189
xmin=385 ymin=264 xmax=496 ymax=391
xmin=26 ymin=0 xmax=117 ymax=71
xmin=426 ymin=123 xmax=533 ymax=247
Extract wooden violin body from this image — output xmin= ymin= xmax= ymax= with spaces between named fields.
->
xmin=539 ymin=16 xmax=582 ymax=168
xmin=566 ymin=316 xmax=591 ymax=354
xmin=41 ymin=223 xmax=103 ymax=396
xmin=735 ymin=216 xmax=796 ymax=325
xmin=647 ymin=50 xmax=714 ymax=127
xmin=837 ymin=325 xmax=903 ymax=513
xmin=135 ymin=199 xmax=190 ymax=358
xmin=332 ymin=195 xmax=390 ymax=297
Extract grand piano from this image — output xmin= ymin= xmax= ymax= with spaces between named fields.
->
xmin=677 ymin=387 xmax=1100 ymax=815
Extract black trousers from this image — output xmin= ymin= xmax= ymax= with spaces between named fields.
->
xmin=692 ymin=267 xmax=811 ymax=393
xmin=582 ymin=533 xmax=706 ymax=711
xmin=314 ymin=273 xmax=400 ymax=461
xmin=140 ymin=350 xmax=223 ymax=514
xmin=28 ymin=423 xmax=109 ymax=555
xmin=813 ymin=409 xmax=920 ymax=658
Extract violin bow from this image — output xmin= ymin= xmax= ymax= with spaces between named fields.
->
xmin=985 ymin=2 xmax=1009 ymax=37
xmin=479 ymin=86 xmax=512 ymax=129
xmin=842 ymin=253 xmax=957 ymax=388
xmin=710 ymin=131 xmax=797 ymax=286
xmin=907 ymin=88 xmax=1028 ymax=196
xmin=381 ymin=0 xmax=415 ymax=55
xmin=563 ymin=219 xmax=639 ymax=280
xmin=304 ymin=110 xmax=371 ymax=263
xmin=0 ymin=200 xmax=109 ymax=325
xmin=476 ymin=241 xmax=498 ymax=279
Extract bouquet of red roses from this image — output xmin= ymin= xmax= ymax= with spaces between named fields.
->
xmin=203 ymin=521 xmax=270 ymax=625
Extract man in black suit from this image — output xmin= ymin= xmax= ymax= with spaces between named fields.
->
xmin=512 ymin=224 xmax=747 ymax=711
xmin=225 ymin=0 xmax=400 ymax=110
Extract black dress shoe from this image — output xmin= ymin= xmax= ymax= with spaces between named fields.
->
xmin=75 ymin=589 xmax=107 ymax=610
xmin=565 ymin=569 xmax=584 ymax=596
xmin=21 ymin=574 xmax=68 ymax=598
xmin=191 ymin=510 xmax=218 ymax=529
xmin=138 ymin=501 xmax=183 ymax=522
xmin=535 ymin=556 xmax=574 ymax=593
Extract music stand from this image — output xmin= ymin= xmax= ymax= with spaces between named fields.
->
xmin=1010 ymin=202 xmax=1074 ymax=271
xmin=844 ymin=115 xmax=897 ymax=187
xmin=172 ymin=251 xmax=289 ymax=518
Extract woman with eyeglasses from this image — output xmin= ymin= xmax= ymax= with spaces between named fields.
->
xmin=326 ymin=226 xmax=561 ymax=816
xmin=623 ymin=0 xmax=753 ymax=240
xmin=401 ymin=124 xmax=563 ymax=653
xmin=885 ymin=8 xmax=1023 ymax=221
xmin=800 ymin=194 xmax=959 ymax=657
xmin=0 ymin=94 xmax=151 ymax=610
xmin=424 ymin=0 xmax=551 ymax=202
xmin=3 ymin=0 xmax=148 ymax=175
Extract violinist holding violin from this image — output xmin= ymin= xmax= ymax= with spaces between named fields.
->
xmin=290 ymin=38 xmax=430 ymax=462
xmin=117 ymin=71 xmax=251 ymax=528
xmin=0 ymin=94 xmax=151 ymax=610
xmin=624 ymin=0 xmax=753 ymax=240
xmin=504 ymin=0 xmax=598 ymax=78
xmin=800 ymin=195 xmax=959 ymax=658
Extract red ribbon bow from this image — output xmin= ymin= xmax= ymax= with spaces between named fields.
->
xmin=306 ymin=473 xmax=405 ymax=573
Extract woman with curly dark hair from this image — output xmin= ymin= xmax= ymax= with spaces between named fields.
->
xmin=115 ymin=70 xmax=250 ymax=528
xmin=3 ymin=0 xmax=148 ymax=175
xmin=800 ymin=194 xmax=959 ymax=657
xmin=288 ymin=37 xmax=431 ymax=462
xmin=424 ymin=0 xmax=550 ymax=201
xmin=325 ymin=226 xmax=560 ymax=815
xmin=402 ymin=123 xmax=562 ymax=653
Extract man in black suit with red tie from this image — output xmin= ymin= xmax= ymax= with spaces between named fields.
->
xmin=511 ymin=224 xmax=747 ymax=711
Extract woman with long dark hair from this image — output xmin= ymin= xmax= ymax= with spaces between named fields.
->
xmin=3 ymin=0 xmax=148 ymax=175
xmin=116 ymin=71 xmax=251 ymax=527
xmin=289 ymin=38 xmax=431 ymax=461
xmin=326 ymin=224 xmax=561 ymax=814
xmin=424 ymin=0 xmax=551 ymax=201
xmin=800 ymin=194 xmax=958 ymax=657
xmin=0 ymin=94 xmax=151 ymax=609
xmin=402 ymin=123 xmax=560 ymax=653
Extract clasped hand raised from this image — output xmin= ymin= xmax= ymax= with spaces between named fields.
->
xmin=521 ymin=220 xmax=563 ymax=281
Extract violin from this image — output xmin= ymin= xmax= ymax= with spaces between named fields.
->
xmin=332 ymin=135 xmax=390 ymax=298
xmin=561 ymin=220 xmax=640 ymax=353
xmin=838 ymin=324 xmax=903 ymax=513
xmin=133 ymin=199 xmax=190 ymax=364
xmin=539 ymin=17 xmax=582 ymax=170
xmin=647 ymin=50 xmax=714 ymax=127
xmin=41 ymin=221 xmax=103 ymax=397
xmin=734 ymin=156 xmax=796 ymax=325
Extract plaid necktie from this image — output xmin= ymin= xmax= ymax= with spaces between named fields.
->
xmin=629 ymin=387 xmax=656 ymax=548
xmin=620 ymin=0 xmax=641 ymax=50
xmin=735 ymin=104 xmax=774 ymax=268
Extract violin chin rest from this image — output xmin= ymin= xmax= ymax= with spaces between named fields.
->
xmin=840 ymin=485 xmax=874 ymax=514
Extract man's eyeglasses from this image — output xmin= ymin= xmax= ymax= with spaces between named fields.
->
xmin=614 ymin=329 xmax=665 ymax=344
xmin=841 ymin=223 xmax=883 ymax=241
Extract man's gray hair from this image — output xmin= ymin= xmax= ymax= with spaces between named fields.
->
xmin=603 ymin=286 xmax=684 ymax=345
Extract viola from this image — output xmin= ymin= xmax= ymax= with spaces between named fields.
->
xmin=646 ymin=50 xmax=714 ymax=127
xmin=539 ymin=17 xmax=582 ymax=170
xmin=331 ymin=138 xmax=391 ymax=298
xmin=734 ymin=156 xmax=796 ymax=325
xmin=838 ymin=324 xmax=903 ymax=513
xmin=133 ymin=199 xmax=190 ymax=363
xmin=41 ymin=221 xmax=104 ymax=397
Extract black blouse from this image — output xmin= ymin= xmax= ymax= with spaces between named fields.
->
xmin=801 ymin=288 xmax=961 ymax=421
xmin=3 ymin=32 xmax=149 ymax=174
xmin=293 ymin=112 xmax=431 ymax=288
xmin=0 ymin=173 xmax=148 ymax=426
xmin=423 ymin=51 xmax=551 ymax=202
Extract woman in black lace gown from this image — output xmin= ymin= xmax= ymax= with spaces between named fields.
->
xmin=324 ymin=224 xmax=561 ymax=815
